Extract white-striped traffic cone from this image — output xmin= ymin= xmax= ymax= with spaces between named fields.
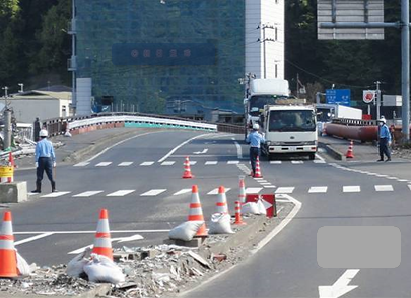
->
xmin=216 ymin=186 xmax=229 ymax=215
xmin=0 ymin=211 xmax=18 ymax=277
xmin=188 ymin=185 xmax=207 ymax=237
xmin=91 ymin=209 xmax=113 ymax=260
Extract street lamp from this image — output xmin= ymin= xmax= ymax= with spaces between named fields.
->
xmin=18 ymin=83 xmax=23 ymax=93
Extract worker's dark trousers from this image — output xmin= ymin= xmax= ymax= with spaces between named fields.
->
xmin=37 ymin=157 xmax=54 ymax=184
xmin=250 ymin=147 xmax=260 ymax=174
xmin=379 ymin=138 xmax=391 ymax=160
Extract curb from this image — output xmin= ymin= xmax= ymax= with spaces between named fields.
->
xmin=319 ymin=142 xmax=346 ymax=161
xmin=0 ymin=284 xmax=111 ymax=298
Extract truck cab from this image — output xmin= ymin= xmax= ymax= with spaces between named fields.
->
xmin=261 ymin=105 xmax=318 ymax=160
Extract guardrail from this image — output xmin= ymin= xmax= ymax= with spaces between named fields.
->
xmin=41 ymin=112 xmax=245 ymax=137
xmin=331 ymin=118 xmax=377 ymax=126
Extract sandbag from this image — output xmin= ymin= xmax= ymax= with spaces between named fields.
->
xmin=208 ymin=213 xmax=234 ymax=234
xmin=67 ymin=247 xmax=91 ymax=277
xmin=16 ymin=251 xmax=31 ymax=276
xmin=242 ymin=202 xmax=260 ymax=215
xmin=83 ymin=254 xmax=125 ymax=284
xmin=257 ymin=199 xmax=267 ymax=216
xmin=168 ymin=221 xmax=204 ymax=241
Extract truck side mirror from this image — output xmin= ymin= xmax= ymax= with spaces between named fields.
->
xmin=243 ymin=98 xmax=248 ymax=105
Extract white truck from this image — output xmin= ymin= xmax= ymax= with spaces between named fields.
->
xmin=244 ymin=79 xmax=289 ymax=138
xmin=316 ymin=103 xmax=363 ymax=135
xmin=261 ymin=105 xmax=318 ymax=160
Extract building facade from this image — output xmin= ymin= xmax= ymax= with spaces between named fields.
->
xmin=70 ymin=0 xmax=285 ymax=119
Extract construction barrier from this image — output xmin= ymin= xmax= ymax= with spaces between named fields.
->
xmin=246 ymin=194 xmax=277 ymax=218
xmin=0 ymin=166 xmax=13 ymax=183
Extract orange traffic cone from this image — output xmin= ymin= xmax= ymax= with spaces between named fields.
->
xmin=182 ymin=156 xmax=194 ymax=179
xmin=254 ymin=156 xmax=263 ymax=178
xmin=8 ymin=152 xmax=15 ymax=168
xmin=216 ymin=186 xmax=229 ymax=214
xmin=346 ymin=140 xmax=354 ymax=158
xmin=0 ymin=211 xmax=18 ymax=278
xmin=238 ymin=176 xmax=246 ymax=209
xmin=188 ymin=185 xmax=207 ymax=237
xmin=92 ymin=209 xmax=113 ymax=260
xmin=234 ymin=201 xmax=246 ymax=225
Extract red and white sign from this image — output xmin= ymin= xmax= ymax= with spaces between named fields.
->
xmin=363 ymin=90 xmax=376 ymax=104
xmin=246 ymin=194 xmax=276 ymax=218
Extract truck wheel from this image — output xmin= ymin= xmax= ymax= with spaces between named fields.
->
xmin=308 ymin=153 xmax=316 ymax=160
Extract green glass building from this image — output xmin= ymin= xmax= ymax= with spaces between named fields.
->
xmin=73 ymin=0 xmax=246 ymax=118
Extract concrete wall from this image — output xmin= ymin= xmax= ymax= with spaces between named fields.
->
xmin=245 ymin=0 xmax=285 ymax=79
xmin=0 ymin=99 xmax=70 ymax=123
xmin=76 ymin=78 xmax=92 ymax=116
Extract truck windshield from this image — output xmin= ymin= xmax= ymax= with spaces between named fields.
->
xmin=249 ymin=95 xmax=288 ymax=116
xmin=269 ymin=110 xmax=316 ymax=132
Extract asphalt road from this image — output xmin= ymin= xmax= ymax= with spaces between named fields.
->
xmin=8 ymin=128 xmax=411 ymax=297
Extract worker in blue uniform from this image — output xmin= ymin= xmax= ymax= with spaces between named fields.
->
xmin=246 ymin=123 xmax=265 ymax=177
xmin=377 ymin=117 xmax=392 ymax=162
xmin=32 ymin=129 xmax=57 ymax=193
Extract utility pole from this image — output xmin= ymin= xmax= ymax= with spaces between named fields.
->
xmin=296 ymin=73 xmax=299 ymax=99
xmin=374 ymin=81 xmax=382 ymax=121
xmin=258 ymin=24 xmax=276 ymax=79
xmin=3 ymin=109 xmax=11 ymax=150
xmin=401 ymin=0 xmax=410 ymax=141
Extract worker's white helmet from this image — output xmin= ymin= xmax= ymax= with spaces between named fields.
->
xmin=39 ymin=129 xmax=48 ymax=137
xmin=253 ymin=123 xmax=259 ymax=130
xmin=380 ymin=118 xmax=386 ymax=124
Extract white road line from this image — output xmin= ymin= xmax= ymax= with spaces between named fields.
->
xmin=73 ymin=191 xmax=104 ymax=197
xmin=74 ymin=162 xmax=89 ymax=167
xmin=140 ymin=161 xmax=154 ymax=166
xmin=227 ymin=160 xmax=239 ymax=164
xmin=259 ymin=182 xmax=272 ymax=186
xmin=173 ymin=189 xmax=192 ymax=196
xmin=398 ymin=179 xmax=409 ymax=182
xmin=408 ymin=185 xmax=411 ymax=191
xmin=343 ymin=186 xmax=361 ymax=193
xmin=233 ymin=139 xmax=243 ymax=159
xmin=189 ymin=161 xmax=197 ymax=165
xmin=42 ymin=191 xmax=71 ymax=198
xmin=275 ymin=187 xmax=295 ymax=194
xmin=158 ymin=133 xmax=212 ymax=163
xmin=207 ymin=188 xmax=231 ymax=195
xmin=308 ymin=186 xmax=328 ymax=193
xmin=258 ymin=180 xmax=268 ymax=183
xmin=313 ymin=160 xmax=326 ymax=164
xmin=270 ymin=161 xmax=282 ymax=164
xmin=95 ymin=162 xmax=112 ymax=167
xmin=107 ymin=190 xmax=135 ymax=197
xmin=275 ymin=199 xmax=290 ymax=203
xmin=14 ymin=233 xmax=54 ymax=246
xmin=291 ymin=161 xmax=303 ymax=164
xmin=375 ymin=174 xmax=388 ymax=177
xmin=15 ymin=229 xmax=170 ymax=235
xmin=205 ymin=161 xmax=218 ymax=165
xmin=161 ymin=161 xmax=176 ymax=166
xmin=263 ymin=185 xmax=276 ymax=189
xmin=277 ymin=206 xmax=284 ymax=214
xmin=118 ymin=162 xmax=133 ymax=167
xmin=87 ymin=131 xmax=161 ymax=162
xmin=387 ymin=176 xmax=399 ymax=180
xmin=245 ymin=187 xmax=263 ymax=194
xmin=140 ymin=189 xmax=167 ymax=196
xmin=375 ymin=185 xmax=394 ymax=192
xmin=68 ymin=245 xmax=93 ymax=255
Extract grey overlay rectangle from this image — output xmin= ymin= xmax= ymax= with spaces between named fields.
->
xmin=318 ymin=226 xmax=401 ymax=268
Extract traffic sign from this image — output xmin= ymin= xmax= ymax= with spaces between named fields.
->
xmin=363 ymin=90 xmax=376 ymax=104
xmin=326 ymin=89 xmax=351 ymax=106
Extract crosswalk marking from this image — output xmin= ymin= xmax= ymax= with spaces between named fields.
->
xmin=374 ymin=185 xmax=394 ymax=192
xmin=313 ymin=160 xmax=326 ymax=164
xmin=205 ymin=161 xmax=218 ymax=165
xmin=140 ymin=189 xmax=167 ymax=196
xmin=107 ymin=190 xmax=135 ymax=197
xmin=173 ymin=189 xmax=192 ymax=196
xmin=140 ymin=161 xmax=154 ymax=166
xmin=343 ymin=186 xmax=361 ymax=193
xmin=95 ymin=162 xmax=112 ymax=167
xmin=258 ymin=180 xmax=268 ymax=183
xmin=398 ymin=179 xmax=409 ymax=182
xmin=74 ymin=162 xmax=89 ymax=167
xmin=245 ymin=187 xmax=263 ymax=194
xmin=118 ymin=162 xmax=133 ymax=167
xmin=73 ymin=191 xmax=104 ymax=197
xmin=291 ymin=161 xmax=304 ymax=164
xmin=42 ymin=191 xmax=71 ymax=198
xmin=189 ymin=161 xmax=197 ymax=165
xmin=275 ymin=187 xmax=295 ymax=194
xmin=161 ymin=161 xmax=175 ymax=166
xmin=207 ymin=188 xmax=231 ymax=195
xmin=270 ymin=161 xmax=282 ymax=164
xmin=227 ymin=160 xmax=239 ymax=164
xmin=263 ymin=185 xmax=276 ymax=189
xmin=259 ymin=182 xmax=272 ymax=186
xmin=308 ymin=186 xmax=328 ymax=193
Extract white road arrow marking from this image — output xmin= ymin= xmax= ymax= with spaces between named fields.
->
xmin=319 ymin=269 xmax=360 ymax=298
xmin=194 ymin=149 xmax=208 ymax=154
